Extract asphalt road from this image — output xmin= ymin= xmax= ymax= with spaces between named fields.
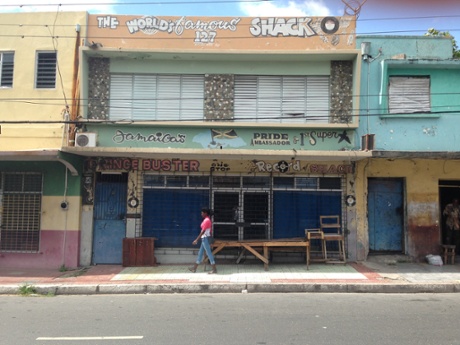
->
xmin=1 ymin=293 xmax=459 ymax=345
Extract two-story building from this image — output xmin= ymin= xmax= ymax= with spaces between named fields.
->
xmin=0 ymin=12 xmax=88 ymax=268
xmin=355 ymin=35 xmax=460 ymax=260
xmin=63 ymin=14 xmax=371 ymax=266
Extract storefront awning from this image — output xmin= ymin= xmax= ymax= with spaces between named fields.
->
xmin=62 ymin=147 xmax=372 ymax=162
xmin=0 ymin=150 xmax=82 ymax=176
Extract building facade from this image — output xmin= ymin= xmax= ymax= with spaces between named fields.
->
xmin=0 ymin=12 xmax=88 ymax=268
xmin=355 ymin=35 xmax=460 ymax=260
xmin=63 ymin=14 xmax=370 ymax=266
xmin=2 ymin=13 xmax=459 ymax=268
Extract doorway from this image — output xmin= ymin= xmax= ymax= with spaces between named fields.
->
xmin=439 ymin=180 xmax=460 ymax=248
xmin=213 ymin=191 xmax=269 ymax=241
xmin=92 ymin=173 xmax=128 ymax=264
xmin=368 ymin=178 xmax=404 ymax=252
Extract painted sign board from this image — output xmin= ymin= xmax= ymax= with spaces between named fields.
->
xmin=88 ymin=15 xmax=356 ymax=51
xmin=85 ymin=157 xmax=353 ymax=175
xmin=86 ymin=126 xmax=354 ymax=151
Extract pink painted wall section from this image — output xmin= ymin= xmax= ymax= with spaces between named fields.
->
xmin=0 ymin=230 xmax=80 ymax=269
xmin=88 ymin=15 xmax=356 ymax=51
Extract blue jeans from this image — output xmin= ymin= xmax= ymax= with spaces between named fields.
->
xmin=196 ymin=237 xmax=215 ymax=265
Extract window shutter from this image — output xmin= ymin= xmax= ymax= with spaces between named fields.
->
xmin=181 ymin=75 xmax=204 ymax=121
xmin=307 ymin=76 xmax=330 ymax=123
xmin=282 ymin=77 xmax=306 ymax=123
xmin=133 ymin=75 xmax=156 ymax=120
xmin=36 ymin=52 xmax=56 ymax=89
xmin=0 ymin=52 xmax=14 ymax=87
xmin=109 ymin=75 xmax=133 ymax=121
xmin=258 ymin=76 xmax=282 ymax=122
xmin=235 ymin=75 xmax=330 ymax=123
xmin=109 ymin=74 xmax=204 ymax=121
xmin=234 ymin=75 xmax=257 ymax=122
xmin=156 ymin=75 xmax=181 ymax=120
xmin=389 ymin=77 xmax=430 ymax=114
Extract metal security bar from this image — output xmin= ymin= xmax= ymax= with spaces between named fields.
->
xmin=0 ymin=172 xmax=43 ymax=252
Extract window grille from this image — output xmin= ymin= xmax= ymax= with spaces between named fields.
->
xmin=109 ymin=74 xmax=204 ymax=121
xmin=388 ymin=76 xmax=431 ymax=114
xmin=140 ymin=174 xmax=345 ymax=246
xmin=0 ymin=172 xmax=43 ymax=252
xmin=234 ymin=75 xmax=330 ymax=123
xmin=0 ymin=52 xmax=14 ymax=87
xmin=36 ymin=52 xmax=57 ymax=89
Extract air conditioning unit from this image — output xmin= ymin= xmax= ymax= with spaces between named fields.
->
xmin=75 ymin=132 xmax=97 ymax=147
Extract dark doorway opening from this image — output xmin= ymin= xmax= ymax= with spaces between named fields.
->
xmin=439 ymin=180 xmax=460 ymax=251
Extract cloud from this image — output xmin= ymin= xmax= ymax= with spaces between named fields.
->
xmin=239 ymin=0 xmax=332 ymax=17
xmin=0 ymin=0 xmax=115 ymax=14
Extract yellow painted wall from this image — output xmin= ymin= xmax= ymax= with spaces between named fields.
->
xmin=0 ymin=11 xmax=87 ymax=150
xmin=41 ymin=196 xmax=81 ymax=231
xmin=356 ymin=158 xmax=460 ymax=260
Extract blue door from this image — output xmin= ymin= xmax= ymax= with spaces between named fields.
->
xmin=368 ymin=178 xmax=404 ymax=252
xmin=92 ymin=175 xmax=127 ymax=264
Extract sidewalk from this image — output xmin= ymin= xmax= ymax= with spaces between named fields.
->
xmin=1 ymin=256 xmax=460 ymax=295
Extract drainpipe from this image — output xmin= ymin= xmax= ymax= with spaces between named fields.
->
xmin=68 ymin=23 xmax=82 ymax=146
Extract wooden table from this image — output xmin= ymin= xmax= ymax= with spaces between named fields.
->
xmin=210 ymin=238 xmax=310 ymax=270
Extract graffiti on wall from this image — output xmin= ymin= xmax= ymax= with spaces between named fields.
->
xmin=250 ymin=17 xmax=340 ymax=37
xmin=84 ymin=157 xmax=352 ymax=175
xmin=193 ymin=129 xmax=247 ymax=149
xmin=85 ymin=158 xmax=200 ymax=172
xmin=294 ymin=130 xmax=351 ymax=146
xmin=251 ymin=160 xmax=353 ymax=174
xmin=192 ymin=129 xmax=351 ymax=149
xmin=113 ymin=130 xmax=186 ymax=144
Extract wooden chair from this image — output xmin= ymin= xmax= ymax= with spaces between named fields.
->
xmin=320 ymin=215 xmax=346 ymax=264
xmin=305 ymin=228 xmax=326 ymax=262
xmin=442 ymin=244 xmax=456 ymax=265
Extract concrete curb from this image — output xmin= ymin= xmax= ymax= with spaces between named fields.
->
xmin=1 ymin=282 xmax=460 ymax=295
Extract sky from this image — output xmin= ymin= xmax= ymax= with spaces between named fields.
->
xmin=0 ymin=0 xmax=459 ymax=36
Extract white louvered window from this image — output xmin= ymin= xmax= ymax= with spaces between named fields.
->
xmin=109 ymin=74 xmax=204 ymax=121
xmin=234 ymin=75 xmax=330 ymax=123
xmin=388 ymin=76 xmax=431 ymax=114
xmin=0 ymin=52 xmax=14 ymax=87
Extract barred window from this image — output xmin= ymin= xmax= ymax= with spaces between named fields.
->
xmin=0 ymin=172 xmax=42 ymax=252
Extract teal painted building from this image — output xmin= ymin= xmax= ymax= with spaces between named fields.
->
xmin=355 ymin=35 xmax=460 ymax=261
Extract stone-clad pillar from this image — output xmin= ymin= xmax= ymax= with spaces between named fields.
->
xmin=88 ymin=57 xmax=110 ymax=120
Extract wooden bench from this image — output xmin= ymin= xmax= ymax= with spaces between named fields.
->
xmin=209 ymin=238 xmax=310 ymax=270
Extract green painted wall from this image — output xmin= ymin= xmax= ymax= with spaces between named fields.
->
xmin=0 ymin=162 xmax=82 ymax=196
xmin=110 ymin=59 xmax=331 ymax=75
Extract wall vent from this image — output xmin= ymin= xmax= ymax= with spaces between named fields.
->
xmin=361 ymin=134 xmax=375 ymax=151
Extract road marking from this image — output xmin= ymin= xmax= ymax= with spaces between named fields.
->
xmin=36 ymin=336 xmax=143 ymax=341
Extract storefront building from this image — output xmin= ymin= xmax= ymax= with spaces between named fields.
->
xmin=356 ymin=35 xmax=460 ymax=260
xmin=65 ymin=14 xmax=370 ymax=265
xmin=0 ymin=12 xmax=87 ymax=268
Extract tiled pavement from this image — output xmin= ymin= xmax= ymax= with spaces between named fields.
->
xmin=1 ymin=259 xmax=460 ymax=294
xmin=112 ymin=263 xmax=370 ymax=284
